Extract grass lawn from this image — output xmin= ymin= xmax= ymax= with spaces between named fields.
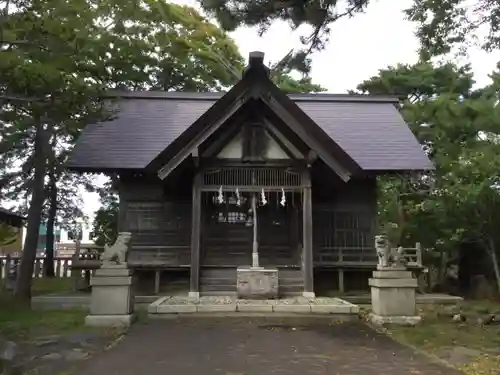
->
xmin=0 ymin=277 xmax=146 ymax=341
xmin=0 ymin=277 xmax=73 ymax=296
xmin=0 ymin=278 xmax=133 ymax=375
xmin=0 ymin=301 xmax=88 ymax=341
xmin=385 ymin=300 xmax=500 ymax=375
xmin=0 ymin=278 xmax=84 ymax=341
xmin=30 ymin=277 xmax=74 ymax=296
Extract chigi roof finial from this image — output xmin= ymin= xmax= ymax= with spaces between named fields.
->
xmin=248 ymin=51 xmax=265 ymax=66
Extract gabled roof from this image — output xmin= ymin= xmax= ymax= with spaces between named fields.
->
xmin=151 ymin=52 xmax=360 ymax=182
xmin=0 ymin=207 xmax=25 ymax=228
xmin=67 ymin=54 xmax=433 ymax=174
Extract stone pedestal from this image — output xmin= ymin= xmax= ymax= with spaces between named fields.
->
xmin=368 ymin=268 xmax=421 ymax=326
xmin=237 ymin=266 xmax=278 ymax=299
xmin=85 ymin=265 xmax=136 ymax=327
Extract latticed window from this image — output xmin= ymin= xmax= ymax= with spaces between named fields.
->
xmin=203 ymin=167 xmax=302 ymax=187
xmin=217 ymin=211 xmax=249 ymax=224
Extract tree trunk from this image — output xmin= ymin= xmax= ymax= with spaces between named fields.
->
xmin=396 ymin=177 xmax=409 ymax=247
xmin=487 ymin=239 xmax=500 ymax=295
xmin=14 ymin=120 xmax=49 ymax=302
xmin=44 ymin=171 xmax=57 ymax=277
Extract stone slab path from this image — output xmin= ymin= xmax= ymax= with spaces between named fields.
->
xmin=75 ymin=317 xmax=463 ymax=375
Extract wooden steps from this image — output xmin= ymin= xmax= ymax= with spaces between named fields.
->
xmin=200 ymin=268 xmax=237 ymax=294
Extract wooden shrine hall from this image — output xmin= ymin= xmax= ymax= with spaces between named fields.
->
xmin=67 ymin=52 xmax=433 ymax=297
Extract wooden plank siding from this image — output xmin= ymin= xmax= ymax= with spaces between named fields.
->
xmin=311 ymin=168 xmax=378 ymax=268
xmin=118 ymin=168 xmax=378 ymax=296
xmin=119 ymin=176 xmax=192 ymax=267
xmin=119 ymin=173 xmax=378 ymax=269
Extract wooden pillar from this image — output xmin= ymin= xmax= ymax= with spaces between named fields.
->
xmin=338 ymin=269 xmax=345 ymax=294
xmin=154 ymin=270 xmax=161 ymax=295
xmin=189 ymin=172 xmax=202 ymax=298
xmin=302 ymin=169 xmax=314 ymax=298
xmin=116 ymin=176 xmax=127 ymax=232
xmin=117 ymin=201 xmax=127 ymax=232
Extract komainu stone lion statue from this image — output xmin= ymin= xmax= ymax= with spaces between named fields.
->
xmin=375 ymin=235 xmax=390 ymax=268
xmin=376 ymin=235 xmax=406 ymax=269
xmin=101 ymin=232 xmax=132 ymax=266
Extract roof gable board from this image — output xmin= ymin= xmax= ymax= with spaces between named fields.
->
xmin=153 ymin=80 xmax=250 ymax=179
xmin=216 ymin=129 xmax=290 ymax=160
xmin=153 ymin=53 xmax=359 ymax=182
xmin=155 ymin=89 xmax=356 ymax=181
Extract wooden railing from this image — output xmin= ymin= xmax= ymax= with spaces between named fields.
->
xmin=313 ymin=242 xmax=424 ymax=268
xmin=1 ymin=243 xmax=425 ymax=280
xmin=401 ymin=243 xmax=423 ymax=268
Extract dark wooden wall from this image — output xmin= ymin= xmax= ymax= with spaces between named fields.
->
xmin=118 ymin=174 xmax=192 ymax=265
xmin=311 ymin=162 xmax=377 ymax=266
xmin=200 ymin=191 xmax=302 ymax=267
xmin=118 ymin=165 xmax=378 ymax=269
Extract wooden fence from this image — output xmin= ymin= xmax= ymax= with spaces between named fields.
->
xmin=0 ymin=256 xmax=72 ymax=279
xmin=0 ymin=251 xmax=101 ymax=280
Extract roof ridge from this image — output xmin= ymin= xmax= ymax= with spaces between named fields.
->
xmin=104 ymin=90 xmax=399 ymax=103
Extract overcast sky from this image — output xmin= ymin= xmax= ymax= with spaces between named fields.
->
xmin=183 ymin=0 xmax=500 ymax=90
xmin=26 ymin=0 xmax=500 ymax=222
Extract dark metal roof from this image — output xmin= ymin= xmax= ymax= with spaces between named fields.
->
xmin=0 ymin=207 xmax=25 ymax=227
xmin=104 ymin=90 xmax=400 ymax=103
xmin=67 ymin=93 xmax=433 ymax=172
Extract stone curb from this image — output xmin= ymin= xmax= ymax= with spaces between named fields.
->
xmin=156 ymin=305 xmax=197 ymax=314
xmin=147 ymin=296 xmax=362 ymax=316
xmin=197 ymin=304 xmax=236 ymax=313
xmin=149 ymin=304 xmax=358 ymax=315
xmin=147 ymin=296 xmax=170 ymax=313
xmin=237 ymin=304 xmax=273 ymax=313
xmin=311 ymin=305 xmax=351 ymax=314
xmin=273 ymin=305 xmax=311 ymax=313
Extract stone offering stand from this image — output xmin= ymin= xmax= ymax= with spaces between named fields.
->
xmin=148 ymin=296 xmax=359 ymax=317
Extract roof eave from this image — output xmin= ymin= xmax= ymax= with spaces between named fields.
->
xmin=263 ymin=82 xmax=362 ymax=179
xmin=147 ymin=81 xmax=251 ymax=179
xmin=0 ymin=209 xmax=26 ymax=227
xmin=364 ymin=165 xmax=435 ymax=175
xmin=65 ymin=164 xmax=146 ymax=174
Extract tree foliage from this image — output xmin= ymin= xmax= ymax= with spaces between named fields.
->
xmin=0 ymin=0 xmax=326 ymax=300
xmin=92 ymin=181 xmax=119 ymax=247
xmin=357 ymin=61 xmax=500 ymax=291
xmin=406 ymin=0 xmax=500 ymax=58
xmin=0 ymin=0 xmax=249 ymax=299
xmin=199 ymin=0 xmax=370 ymax=73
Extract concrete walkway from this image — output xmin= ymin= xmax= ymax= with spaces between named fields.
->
xmin=75 ymin=317 xmax=462 ymax=375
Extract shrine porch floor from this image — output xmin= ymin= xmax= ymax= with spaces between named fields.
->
xmin=73 ymin=316 xmax=461 ymax=375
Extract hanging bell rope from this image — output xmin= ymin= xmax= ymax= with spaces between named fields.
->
xmin=260 ymin=188 xmax=267 ymax=206
xmin=235 ymin=187 xmax=241 ymax=207
xmin=217 ymin=185 xmax=224 ymax=205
